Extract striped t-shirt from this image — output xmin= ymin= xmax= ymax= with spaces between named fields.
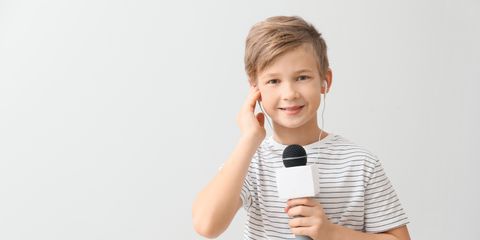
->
xmin=240 ymin=134 xmax=409 ymax=239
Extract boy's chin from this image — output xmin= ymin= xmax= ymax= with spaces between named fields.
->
xmin=273 ymin=119 xmax=309 ymax=129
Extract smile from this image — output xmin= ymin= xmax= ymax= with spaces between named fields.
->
xmin=278 ymin=105 xmax=305 ymax=115
xmin=278 ymin=105 xmax=304 ymax=110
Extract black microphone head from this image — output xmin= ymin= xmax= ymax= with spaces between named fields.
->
xmin=282 ymin=144 xmax=307 ymax=168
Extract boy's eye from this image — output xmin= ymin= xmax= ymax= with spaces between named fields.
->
xmin=267 ymin=79 xmax=279 ymax=84
xmin=297 ymin=75 xmax=310 ymax=81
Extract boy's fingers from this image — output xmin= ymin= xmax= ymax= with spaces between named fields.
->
xmin=244 ymin=87 xmax=261 ymax=111
xmin=288 ymin=216 xmax=314 ymax=228
xmin=290 ymin=226 xmax=313 ymax=238
xmin=287 ymin=205 xmax=313 ymax=218
xmin=256 ymin=112 xmax=264 ymax=127
xmin=287 ymin=198 xmax=315 ymax=207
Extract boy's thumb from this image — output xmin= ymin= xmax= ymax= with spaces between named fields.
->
xmin=256 ymin=112 xmax=265 ymax=127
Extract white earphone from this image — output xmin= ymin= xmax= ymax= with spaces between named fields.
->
xmin=319 ymin=80 xmax=328 ymax=140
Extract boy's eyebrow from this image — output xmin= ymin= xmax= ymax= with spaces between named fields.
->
xmin=294 ymin=69 xmax=313 ymax=74
xmin=261 ymin=72 xmax=280 ymax=78
xmin=261 ymin=69 xmax=314 ymax=79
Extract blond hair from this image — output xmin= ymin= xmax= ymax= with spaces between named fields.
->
xmin=245 ymin=16 xmax=329 ymax=84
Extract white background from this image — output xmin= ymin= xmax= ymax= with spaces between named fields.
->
xmin=1 ymin=0 xmax=479 ymax=239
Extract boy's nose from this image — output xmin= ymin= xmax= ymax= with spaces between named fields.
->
xmin=281 ymin=83 xmax=299 ymax=101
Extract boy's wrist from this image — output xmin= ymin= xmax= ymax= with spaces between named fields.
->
xmin=239 ymin=132 xmax=264 ymax=146
xmin=328 ymin=223 xmax=341 ymax=240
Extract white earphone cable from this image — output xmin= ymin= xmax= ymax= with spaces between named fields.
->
xmin=318 ymin=81 xmax=327 ymax=141
xmin=258 ymin=101 xmax=273 ymax=131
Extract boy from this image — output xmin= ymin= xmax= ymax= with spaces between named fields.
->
xmin=193 ymin=16 xmax=410 ymax=240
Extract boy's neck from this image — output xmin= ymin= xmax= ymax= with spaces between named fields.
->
xmin=272 ymin=119 xmax=326 ymax=146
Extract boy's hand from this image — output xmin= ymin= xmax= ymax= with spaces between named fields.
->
xmin=236 ymin=86 xmax=266 ymax=143
xmin=285 ymin=198 xmax=334 ymax=240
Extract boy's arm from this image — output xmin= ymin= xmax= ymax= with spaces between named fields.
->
xmin=329 ymin=224 xmax=410 ymax=240
xmin=192 ymin=136 xmax=260 ymax=238
xmin=192 ymin=86 xmax=265 ymax=238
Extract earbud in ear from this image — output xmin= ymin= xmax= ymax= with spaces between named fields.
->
xmin=322 ymin=80 xmax=328 ymax=94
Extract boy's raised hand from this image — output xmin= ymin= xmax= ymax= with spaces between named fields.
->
xmin=236 ymin=85 xmax=266 ymax=143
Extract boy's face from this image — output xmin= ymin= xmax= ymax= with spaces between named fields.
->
xmin=255 ymin=44 xmax=325 ymax=130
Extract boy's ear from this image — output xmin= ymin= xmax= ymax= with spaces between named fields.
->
xmin=248 ymin=78 xmax=255 ymax=87
xmin=254 ymin=85 xmax=262 ymax=101
xmin=248 ymin=79 xmax=262 ymax=101
xmin=321 ymin=68 xmax=333 ymax=94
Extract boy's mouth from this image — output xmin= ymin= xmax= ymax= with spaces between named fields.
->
xmin=278 ymin=105 xmax=305 ymax=115
xmin=278 ymin=105 xmax=304 ymax=112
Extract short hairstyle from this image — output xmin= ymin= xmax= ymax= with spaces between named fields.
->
xmin=244 ymin=16 xmax=329 ymax=84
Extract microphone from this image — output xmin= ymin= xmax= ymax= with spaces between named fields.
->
xmin=277 ymin=144 xmax=318 ymax=240
xmin=283 ymin=144 xmax=307 ymax=167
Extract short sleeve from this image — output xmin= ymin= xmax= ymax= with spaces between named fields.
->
xmin=364 ymin=159 xmax=409 ymax=232
xmin=241 ymin=150 xmax=259 ymax=211
xmin=240 ymin=175 xmax=253 ymax=210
